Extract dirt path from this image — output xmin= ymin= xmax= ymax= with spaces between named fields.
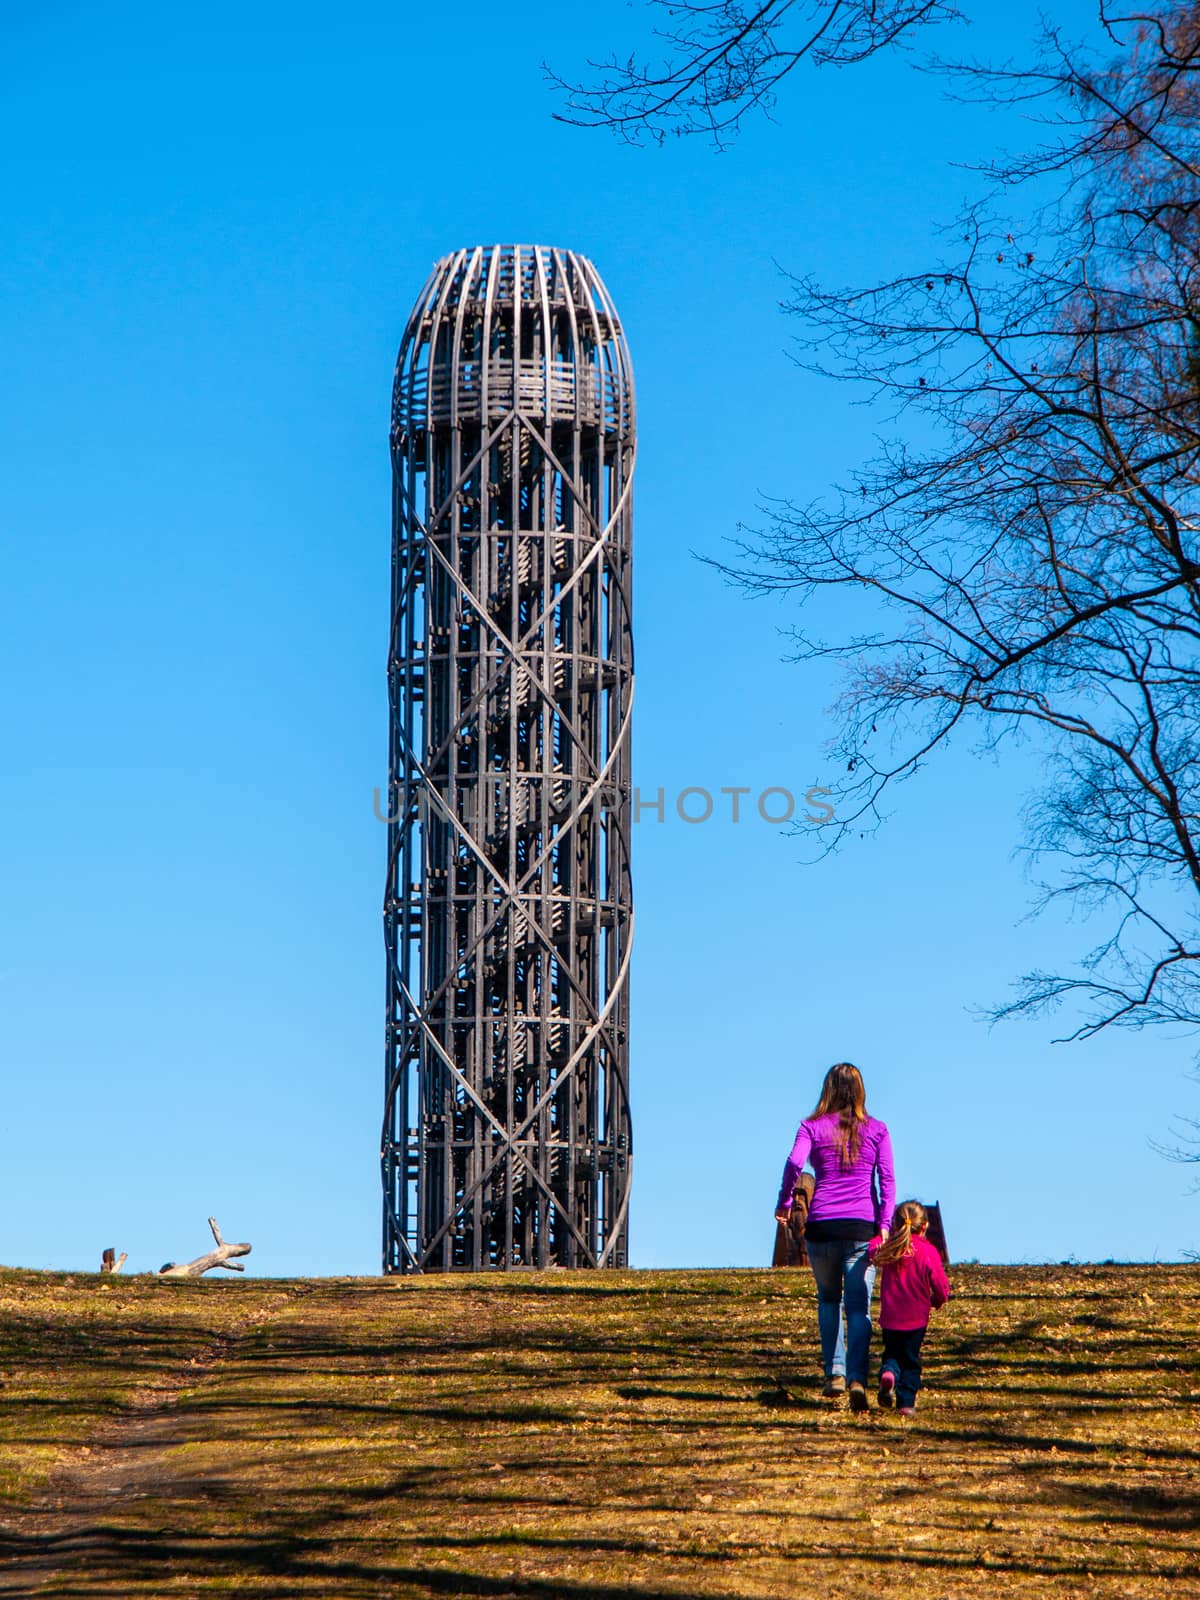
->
xmin=0 ymin=1286 xmax=304 ymax=1597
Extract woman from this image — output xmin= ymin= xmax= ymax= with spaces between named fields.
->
xmin=774 ymin=1062 xmax=895 ymax=1411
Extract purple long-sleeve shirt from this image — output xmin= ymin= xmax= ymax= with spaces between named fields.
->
xmin=776 ymin=1112 xmax=896 ymax=1231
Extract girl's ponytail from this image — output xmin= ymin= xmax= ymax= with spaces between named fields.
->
xmin=874 ymin=1199 xmax=927 ymax=1266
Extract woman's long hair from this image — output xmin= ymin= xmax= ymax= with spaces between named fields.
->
xmin=810 ymin=1061 xmax=868 ymax=1168
xmin=874 ymin=1200 xmax=928 ymax=1266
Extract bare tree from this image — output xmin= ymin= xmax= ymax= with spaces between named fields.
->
xmin=550 ymin=0 xmax=959 ymax=145
xmin=719 ymin=4 xmax=1200 ymax=1039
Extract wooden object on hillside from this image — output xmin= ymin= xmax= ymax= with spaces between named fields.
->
xmin=100 ymin=1248 xmax=127 ymax=1274
xmin=157 ymin=1218 xmax=252 ymax=1278
xmin=771 ymin=1171 xmax=815 ymax=1268
xmin=924 ymin=1201 xmax=949 ymax=1265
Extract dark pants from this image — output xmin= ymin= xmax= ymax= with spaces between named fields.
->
xmin=880 ymin=1325 xmax=926 ymax=1408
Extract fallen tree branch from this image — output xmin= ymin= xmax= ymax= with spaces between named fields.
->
xmin=157 ymin=1217 xmax=252 ymax=1278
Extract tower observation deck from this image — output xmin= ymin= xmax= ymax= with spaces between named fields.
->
xmin=382 ymin=245 xmax=635 ymax=1273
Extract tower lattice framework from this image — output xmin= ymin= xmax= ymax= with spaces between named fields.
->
xmin=383 ymin=245 xmax=634 ymax=1273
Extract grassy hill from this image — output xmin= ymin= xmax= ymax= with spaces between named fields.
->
xmin=0 ymin=1263 xmax=1196 ymax=1597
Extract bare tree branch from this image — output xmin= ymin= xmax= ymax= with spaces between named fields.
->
xmin=548 ymin=0 xmax=960 ymax=145
xmin=712 ymin=3 xmax=1200 ymax=1037
xmin=158 ymin=1218 xmax=252 ymax=1278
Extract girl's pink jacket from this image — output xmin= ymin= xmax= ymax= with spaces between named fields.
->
xmin=868 ymin=1234 xmax=950 ymax=1331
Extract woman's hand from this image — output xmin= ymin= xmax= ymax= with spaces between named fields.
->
xmin=774 ymin=1209 xmax=791 ymax=1226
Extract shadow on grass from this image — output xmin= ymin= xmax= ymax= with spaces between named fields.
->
xmin=0 ymin=1511 xmax=1188 ymax=1595
xmin=1041 ymin=1471 xmax=1200 ymax=1533
xmin=907 ymin=1419 xmax=1200 ymax=1465
xmin=3 ymin=1267 xmax=1198 ymax=1596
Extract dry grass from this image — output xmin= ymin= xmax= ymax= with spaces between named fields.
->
xmin=0 ymin=1263 xmax=1197 ymax=1597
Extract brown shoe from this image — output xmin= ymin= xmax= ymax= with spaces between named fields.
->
xmin=848 ymin=1382 xmax=869 ymax=1413
xmin=822 ymin=1375 xmax=847 ymax=1398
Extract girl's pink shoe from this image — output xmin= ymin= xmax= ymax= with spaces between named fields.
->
xmin=898 ymin=1404 xmax=916 ymax=1417
xmin=877 ymin=1371 xmax=896 ymax=1408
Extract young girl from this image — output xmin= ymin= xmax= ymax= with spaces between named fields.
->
xmin=868 ymin=1200 xmax=949 ymax=1416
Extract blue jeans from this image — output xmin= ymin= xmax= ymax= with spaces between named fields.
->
xmin=806 ymin=1238 xmax=876 ymax=1386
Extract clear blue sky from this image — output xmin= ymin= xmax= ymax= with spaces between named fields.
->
xmin=2 ymin=1 xmax=1194 ymax=1275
